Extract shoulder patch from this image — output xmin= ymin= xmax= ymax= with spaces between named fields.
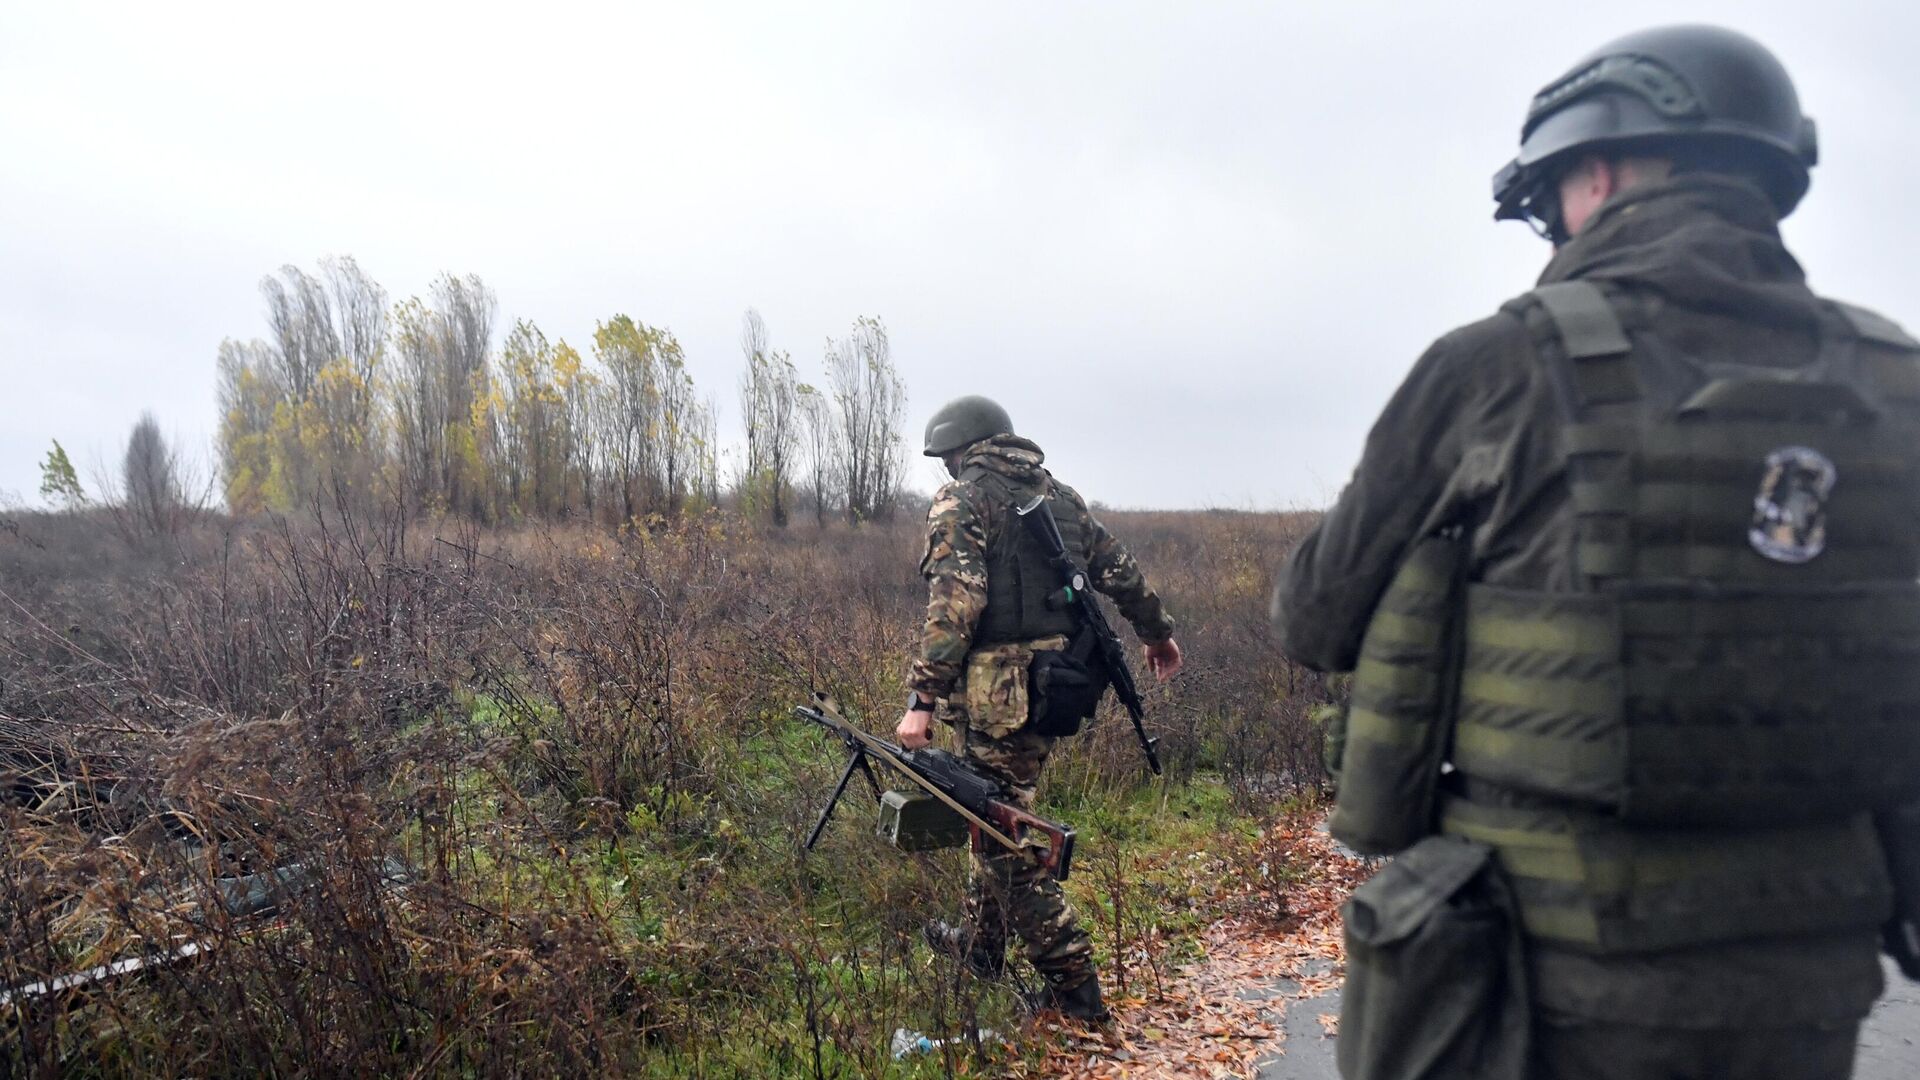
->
xmin=1832 ymin=301 xmax=1920 ymax=351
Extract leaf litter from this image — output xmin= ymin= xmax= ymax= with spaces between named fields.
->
xmin=997 ymin=806 xmax=1372 ymax=1079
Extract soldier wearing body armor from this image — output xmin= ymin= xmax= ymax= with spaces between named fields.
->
xmin=1273 ymin=25 xmax=1920 ymax=1080
xmin=897 ymin=394 xmax=1184 ymax=1023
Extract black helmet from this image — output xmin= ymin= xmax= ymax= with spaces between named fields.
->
xmin=1493 ymin=25 xmax=1818 ymax=233
xmin=923 ymin=395 xmax=1013 ymax=457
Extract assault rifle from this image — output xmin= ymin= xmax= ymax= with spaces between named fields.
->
xmin=795 ymin=694 xmax=1076 ymax=880
xmin=1014 ymin=495 xmax=1163 ymax=775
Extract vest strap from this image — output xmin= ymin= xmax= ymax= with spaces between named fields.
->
xmin=1534 ymin=282 xmax=1632 ymax=359
xmin=1535 ymin=281 xmax=1640 ymax=411
xmin=1569 ymin=357 xmax=1641 ymax=407
xmin=960 ymin=463 xmax=1086 ymax=646
xmin=1528 ymin=283 xmax=1642 ymax=583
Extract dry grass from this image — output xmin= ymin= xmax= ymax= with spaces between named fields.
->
xmin=0 ymin=500 xmax=1332 ymax=1077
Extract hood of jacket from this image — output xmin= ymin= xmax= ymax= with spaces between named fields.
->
xmin=1538 ymin=173 xmax=1824 ymax=337
xmin=958 ymin=434 xmax=1049 ymax=486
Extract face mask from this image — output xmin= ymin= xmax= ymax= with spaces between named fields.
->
xmin=945 ymin=456 xmax=963 ymax=479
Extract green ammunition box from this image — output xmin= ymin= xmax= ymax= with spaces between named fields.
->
xmin=877 ymin=789 xmax=969 ymax=851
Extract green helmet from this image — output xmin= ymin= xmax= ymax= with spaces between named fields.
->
xmin=1493 ymin=25 xmax=1818 ymax=235
xmin=923 ymin=395 xmax=1013 ymax=457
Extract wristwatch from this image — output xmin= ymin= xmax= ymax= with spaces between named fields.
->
xmin=905 ymin=691 xmax=934 ymax=714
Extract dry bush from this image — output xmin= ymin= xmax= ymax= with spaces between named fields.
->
xmin=0 ymin=500 xmax=1326 ymax=1076
xmin=1037 ymin=509 xmax=1333 ymax=804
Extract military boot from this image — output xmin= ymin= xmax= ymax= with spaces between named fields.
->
xmin=923 ymin=919 xmax=1005 ymax=979
xmin=1036 ymin=975 xmax=1110 ymax=1024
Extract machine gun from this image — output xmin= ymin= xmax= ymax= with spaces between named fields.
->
xmin=1015 ymin=495 xmax=1163 ymax=775
xmin=795 ymin=694 xmax=1076 ymax=880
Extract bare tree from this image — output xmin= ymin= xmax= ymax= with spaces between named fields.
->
xmin=738 ymin=309 xmax=801 ymax=526
xmin=222 ymin=258 xmax=393 ymax=510
xmin=122 ymin=412 xmax=183 ymax=535
xmin=654 ymin=332 xmax=702 ymax=514
xmin=797 ymin=383 xmax=836 ymax=527
xmin=212 ymin=257 xmax=764 ymax=526
xmin=215 ymin=338 xmax=281 ymax=511
xmin=260 ymin=266 xmax=338 ymax=401
xmin=555 ymin=340 xmax=599 ymax=519
xmin=389 ymin=297 xmax=440 ymax=509
xmin=825 ymin=316 xmax=908 ymax=524
xmin=497 ymin=319 xmax=557 ymax=516
xmin=321 ymin=255 xmax=389 ymax=448
xmin=594 ymin=315 xmax=661 ymax=523
xmin=389 ymin=274 xmax=498 ymax=515
xmin=694 ymin=392 xmax=721 ymax=509
xmin=324 ymin=256 xmax=388 ymax=392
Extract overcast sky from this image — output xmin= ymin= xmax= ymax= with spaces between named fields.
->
xmin=3 ymin=1 xmax=1916 ymax=512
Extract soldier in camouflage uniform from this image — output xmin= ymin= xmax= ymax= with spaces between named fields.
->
xmin=896 ymin=395 xmax=1183 ymax=1023
xmin=1275 ymin=26 xmax=1920 ymax=1080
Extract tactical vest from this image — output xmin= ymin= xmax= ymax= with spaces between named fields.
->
xmin=1435 ymin=281 xmax=1920 ymax=951
xmin=960 ymin=465 xmax=1093 ymax=646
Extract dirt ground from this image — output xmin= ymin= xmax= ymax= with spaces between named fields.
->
xmin=1038 ymin=816 xmax=1920 ymax=1080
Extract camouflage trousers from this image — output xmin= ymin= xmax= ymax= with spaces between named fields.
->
xmin=961 ymin=726 xmax=1096 ymax=992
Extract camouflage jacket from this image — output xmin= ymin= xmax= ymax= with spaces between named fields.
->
xmin=907 ymin=434 xmax=1174 ymax=702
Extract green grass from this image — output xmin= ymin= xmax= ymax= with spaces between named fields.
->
xmin=459 ymin=729 xmax=1265 ymax=1073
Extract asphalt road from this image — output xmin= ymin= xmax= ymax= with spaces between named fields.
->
xmin=1252 ymin=958 xmax=1920 ymax=1079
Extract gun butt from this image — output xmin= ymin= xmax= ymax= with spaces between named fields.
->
xmin=983 ymin=803 xmax=1078 ymax=882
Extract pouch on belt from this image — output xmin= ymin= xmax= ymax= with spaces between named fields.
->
xmin=1338 ymin=834 xmax=1529 ymax=1080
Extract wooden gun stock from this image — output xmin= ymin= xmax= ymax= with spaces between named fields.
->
xmin=978 ymin=801 xmax=1076 ymax=881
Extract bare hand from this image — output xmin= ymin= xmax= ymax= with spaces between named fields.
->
xmin=896 ymin=708 xmax=934 ymax=750
xmin=1144 ymin=638 xmax=1184 ymax=682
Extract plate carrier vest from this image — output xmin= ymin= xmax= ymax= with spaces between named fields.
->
xmin=1349 ymin=280 xmax=1920 ymax=952
xmin=959 ymin=465 xmax=1095 ymax=647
